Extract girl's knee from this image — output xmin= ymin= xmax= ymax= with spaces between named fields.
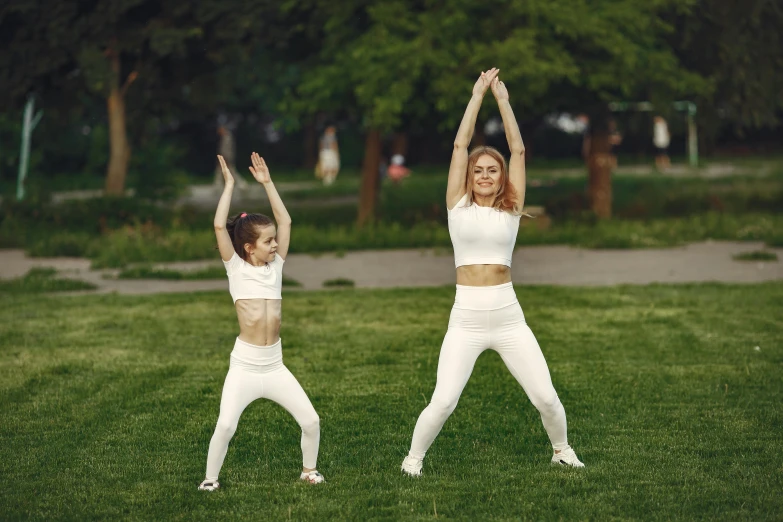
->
xmin=429 ymin=395 xmax=459 ymax=419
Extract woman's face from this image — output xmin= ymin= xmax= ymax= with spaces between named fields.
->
xmin=471 ymin=154 xmax=502 ymax=199
xmin=245 ymin=225 xmax=278 ymax=264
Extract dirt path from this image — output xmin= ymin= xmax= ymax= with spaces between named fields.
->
xmin=2 ymin=241 xmax=781 ymax=295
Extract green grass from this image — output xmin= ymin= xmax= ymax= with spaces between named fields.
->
xmin=116 ymin=265 xmax=228 ymax=280
xmin=322 ymin=277 xmax=355 ymax=288
xmin=30 ymin=212 xmax=783 ymax=268
xmin=0 ymin=267 xmax=96 ymax=293
xmin=5 ymin=157 xmax=783 ymax=263
xmin=732 ymin=250 xmax=779 ymax=262
xmin=1 ymin=284 xmax=782 ymax=520
xmin=114 ymin=264 xmax=302 ymax=286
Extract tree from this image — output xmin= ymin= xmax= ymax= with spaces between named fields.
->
xmin=668 ymin=0 xmax=783 ymax=146
xmin=284 ymin=0 xmax=705 ymax=221
xmin=0 ymin=0 xmax=250 ymax=195
xmin=417 ymin=0 xmax=706 ymax=218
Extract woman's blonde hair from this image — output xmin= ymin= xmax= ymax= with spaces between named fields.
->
xmin=464 ymin=146 xmax=521 ymax=214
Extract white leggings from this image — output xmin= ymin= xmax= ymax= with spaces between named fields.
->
xmin=205 ymin=338 xmax=320 ymax=481
xmin=408 ymin=283 xmax=569 ymax=459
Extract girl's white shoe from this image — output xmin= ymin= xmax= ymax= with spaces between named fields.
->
xmin=198 ymin=479 xmax=220 ymax=491
xmin=300 ymin=470 xmax=325 ymax=484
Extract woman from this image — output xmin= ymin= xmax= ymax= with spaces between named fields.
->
xmin=199 ymin=153 xmax=324 ymax=491
xmin=401 ymin=68 xmax=584 ymax=476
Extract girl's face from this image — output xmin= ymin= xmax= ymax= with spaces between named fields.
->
xmin=471 ymin=154 xmax=503 ymax=199
xmin=245 ymin=225 xmax=278 ymax=264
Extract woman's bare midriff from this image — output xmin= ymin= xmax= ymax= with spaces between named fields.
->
xmin=235 ymin=298 xmax=282 ymax=346
xmin=456 ymin=264 xmax=512 ymax=286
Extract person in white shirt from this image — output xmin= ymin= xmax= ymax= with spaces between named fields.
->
xmin=199 ymin=153 xmax=324 ymax=491
xmin=401 ymin=68 xmax=584 ymax=477
xmin=316 ymin=126 xmax=340 ymax=185
xmin=653 ymin=116 xmax=671 ymax=170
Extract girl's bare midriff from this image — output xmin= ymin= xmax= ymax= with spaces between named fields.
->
xmin=235 ymin=298 xmax=282 ymax=346
xmin=456 ymin=264 xmax=512 ymax=286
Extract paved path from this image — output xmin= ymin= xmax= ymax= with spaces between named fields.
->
xmin=1 ymin=241 xmax=781 ymax=295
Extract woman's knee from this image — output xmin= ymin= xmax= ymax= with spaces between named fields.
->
xmin=214 ymin=418 xmax=238 ymax=441
xmin=531 ymin=391 xmax=562 ymax=416
xmin=300 ymin=413 xmax=320 ymax=435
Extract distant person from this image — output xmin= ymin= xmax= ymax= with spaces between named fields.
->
xmin=200 ymin=152 xmax=324 ymax=492
xmin=387 ymin=154 xmax=411 ymax=183
xmin=608 ymin=118 xmax=623 ymax=170
xmin=653 ymin=116 xmax=671 ymax=170
xmin=400 ymin=68 xmax=584 ymax=478
xmin=316 ymin=126 xmax=340 ymax=185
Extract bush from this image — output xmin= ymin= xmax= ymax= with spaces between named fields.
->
xmin=27 ymin=233 xmax=94 ymax=258
xmin=0 ymin=267 xmax=95 ymax=293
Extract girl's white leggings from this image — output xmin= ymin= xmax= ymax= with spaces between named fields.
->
xmin=205 ymin=338 xmax=320 ymax=481
xmin=408 ymin=283 xmax=569 ymax=459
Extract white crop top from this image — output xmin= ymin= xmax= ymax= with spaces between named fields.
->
xmin=223 ymin=252 xmax=284 ymax=302
xmin=448 ymin=193 xmax=520 ymax=268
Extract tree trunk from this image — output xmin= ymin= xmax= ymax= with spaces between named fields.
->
xmin=105 ymin=51 xmax=131 ymax=196
xmin=357 ymin=128 xmax=382 ymax=226
xmin=303 ymin=119 xmax=317 ymax=169
xmin=472 ymin=123 xmax=486 ymax=146
xmin=587 ymin=130 xmax=612 ymax=219
xmin=391 ymin=132 xmax=408 ymax=157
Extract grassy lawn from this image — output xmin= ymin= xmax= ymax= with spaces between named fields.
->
xmin=1 ymin=283 xmax=782 ymax=520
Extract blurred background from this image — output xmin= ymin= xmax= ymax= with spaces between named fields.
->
xmin=1 ymin=0 xmax=782 ymax=270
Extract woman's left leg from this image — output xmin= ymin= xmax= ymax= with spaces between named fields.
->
xmin=492 ymin=304 xmax=569 ymax=451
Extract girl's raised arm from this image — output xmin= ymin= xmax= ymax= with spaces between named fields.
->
xmin=447 ymin=68 xmax=499 ymax=209
xmin=249 ymin=152 xmax=292 ymax=260
xmin=214 ymin=155 xmax=236 ymax=262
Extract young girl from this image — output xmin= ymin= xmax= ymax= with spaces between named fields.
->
xmin=401 ymin=69 xmax=584 ymax=476
xmin=199 ymin=153 xmax=324 ymax=491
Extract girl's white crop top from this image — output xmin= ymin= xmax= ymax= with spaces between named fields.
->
xmin=448 ymin=193 xmax=520 ymax=268
xmin=223 ymin=252 xmax=284 ymax=302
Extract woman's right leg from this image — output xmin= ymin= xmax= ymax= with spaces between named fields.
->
xmin=408 ymin=309 xmax=485 ymax=460
xmin=205 ymin=367 xmax=264 ymax=481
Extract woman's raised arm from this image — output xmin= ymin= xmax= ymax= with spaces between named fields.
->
xmin=446 ymin=68 xmax=499 ymax=209
xmin=491 ymin=77 xmax=526 ymax=210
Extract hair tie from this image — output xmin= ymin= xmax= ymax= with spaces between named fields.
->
xmin=240 ymin=212 xmax=247 ymax=218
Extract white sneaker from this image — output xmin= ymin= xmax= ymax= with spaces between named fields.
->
xmin=401 ymin=455 xmax=423 ymax=477
xmin=198 ymin=479 xmax=220 ymax=491
xmin=300 ymin=470 xmax=325 ymax=484
xmin=551 ymin=447 xmax=585 ymax=468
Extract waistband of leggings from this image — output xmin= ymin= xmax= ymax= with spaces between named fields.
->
xmin=230 ymin=337 xmax=283 ymax=372
xmin=454 ymin=282 xmax=518 ymax=310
